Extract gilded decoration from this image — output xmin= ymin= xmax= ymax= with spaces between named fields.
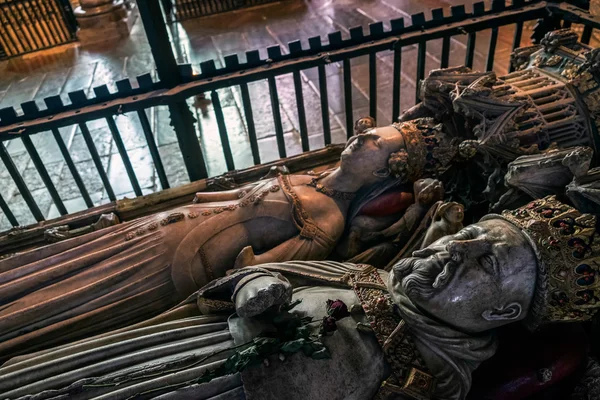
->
xmin=501 ymin=196 xmax=600 ymax=324
xmin=561 ymin=61 xmax=580 ymax=80
xmin=390 ymin=119 xmax=459 ymax=183
xmin=308 ymin=178 xmax=356 ymax=200
xmin=349 ymin=266 xmax=433 ymax=400
xmin=160 ymin=212 xmax=185 ymax=226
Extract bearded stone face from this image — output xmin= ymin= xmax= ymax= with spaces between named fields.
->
xmin=389 ymin=218 xmax=538 ymax=333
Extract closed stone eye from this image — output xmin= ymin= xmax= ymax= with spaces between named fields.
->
xmin=479 ymin=254 xmax=498 ymax=274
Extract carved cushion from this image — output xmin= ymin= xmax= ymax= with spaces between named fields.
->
xmin=468 ymin=323 xmax=588 ymax=400
xmin=358 ymin=190 xmax=414 ymax=217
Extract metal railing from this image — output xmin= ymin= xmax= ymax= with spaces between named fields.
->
xmin=0 ymin=0 xmax=596 ymax=233
xmin=162 ymin=0 xmax=283 ymax=22
xmin=0 ymin=0 xmax=77 ymax=59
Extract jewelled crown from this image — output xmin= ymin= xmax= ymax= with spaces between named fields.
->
xmin=498 ymin=196 xmax=600 ymax=329
xmin=390 ymin=118 xmax=463 ymax=183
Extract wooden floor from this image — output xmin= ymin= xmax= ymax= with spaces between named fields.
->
xmin=0 ymin=0 xmax=589 ymax=230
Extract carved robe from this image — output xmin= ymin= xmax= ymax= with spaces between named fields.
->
xmin=0 ymin=262 xmax=386 ymax=400
xmin=0 ymin=176 xmax=337 ymax=361
xmin=0 ymin=261 xmax=496 ymax=400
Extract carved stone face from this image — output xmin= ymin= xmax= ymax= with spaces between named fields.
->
xmin=389 ymin=218 xmax=537 ymax=333
xmin=444 ymin=204 xmax=464 ymax=223
xmin=340 ymin=126 xmax=405 ymax=181
xmin=354 ymin=116 xmax=376 ymax=135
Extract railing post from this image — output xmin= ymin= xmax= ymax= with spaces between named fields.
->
xmin=532 ymin=0 xmax=588 ymax=44
xmin=136 ymin=0 xmax=208 ymax=181
xmin=160 ymin=0 xmax=174 ymax=23
xmin=57 ymin=0 xmax=78 ymax=40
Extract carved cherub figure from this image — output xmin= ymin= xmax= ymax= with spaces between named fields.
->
xmin=354 ymin=116 xmax=376 ymax=135
xmin=421 ymin=202 xmax=464 ymax=249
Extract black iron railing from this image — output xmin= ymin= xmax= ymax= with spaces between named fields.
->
xmin=0 ymin=0 xmax=596 ymax=232
xmin=162 ymin=0 xmax=283 ymax=22
xmin=0 ymin=0 xmax=77 ymax=59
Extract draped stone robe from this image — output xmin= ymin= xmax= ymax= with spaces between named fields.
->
xmin=0 ymin=261 xmax=496 ymax=400
xmin=0 ymin=176 xmax=337 ymax=362
xmin=0 ymin=262 xmax=388 ymax=400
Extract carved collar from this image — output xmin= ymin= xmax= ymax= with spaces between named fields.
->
xmin=348 ymin=265 xmax=435 ymax=400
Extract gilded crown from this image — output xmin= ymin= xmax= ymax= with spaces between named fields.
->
xmin=499 ymin=196 xmax=600 ymax=329
xmin=390 ymin=118 xmax=461 ymax=183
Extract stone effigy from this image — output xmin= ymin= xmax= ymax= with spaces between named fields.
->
xmin=1 ymin=194 xmax=597 ymax=400
xmin=0 ymin=118 xmax=466 ymax=362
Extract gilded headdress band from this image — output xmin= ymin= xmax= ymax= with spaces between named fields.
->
xmin=483 ymin=196 xmax=600 ymax=330
xmin=390 ymin=118 xmax=461 ymax=183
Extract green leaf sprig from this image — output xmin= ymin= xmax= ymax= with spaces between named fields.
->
xmin=198 ymin=298 xmax=350 ymax=384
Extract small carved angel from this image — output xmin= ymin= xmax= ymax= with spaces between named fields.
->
xmin=421 ymin=202 xmax=465 ymax=249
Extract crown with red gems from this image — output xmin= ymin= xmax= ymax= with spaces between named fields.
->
xmin=498 ymin=196 xmax=600 ymax=329
xmin=390 ymin=118 xmax=463 ymax=183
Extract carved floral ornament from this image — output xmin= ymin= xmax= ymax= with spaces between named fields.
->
xmin=389 ymin=118 xmax=465 ymax=184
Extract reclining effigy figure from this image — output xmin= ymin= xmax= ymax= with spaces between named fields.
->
xmin=0 ymin=118 xmax=470 ymax=361
xmin=1 ymin=194 xmax=597 ymax=400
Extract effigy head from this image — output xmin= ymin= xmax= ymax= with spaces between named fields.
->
xmin=438 ymin=202 xmax=464 ymax=224
xmin=354 ymin=116 xmax=376 ymax=135
xmin=341 ymin=118 xmax=466 ymax=186
xmin=340 ymin=123 xmax=406 ymax=181
xmin=389 ymin=213 xmax=538 ymax=333
xmin=433 ymin=201 xmax=465 ymax=224
xmin=390 ymin=195 xmax=600 ymax=335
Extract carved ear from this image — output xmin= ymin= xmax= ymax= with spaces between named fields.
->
xmin=372 ymin=167 xmax=391 ymax=178
xmin=481 ymin=302 xmax=522 ymax=322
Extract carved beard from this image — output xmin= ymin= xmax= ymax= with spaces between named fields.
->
xmin=389 ymin=257 xmax=499 ymax=400
xmin=394 ymin=251 xmax=457 ymax=300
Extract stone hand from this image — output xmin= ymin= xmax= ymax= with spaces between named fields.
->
xmin=234 ymin=246 xmax=258 ymax=268
xmin=234 ymin=275 xmax=292 ymax=318
xmin=44 ymin=226 xmax=71 ymax=243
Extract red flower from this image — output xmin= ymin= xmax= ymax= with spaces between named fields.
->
xmin=326 ymin=299 xmax=350 ymax=320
